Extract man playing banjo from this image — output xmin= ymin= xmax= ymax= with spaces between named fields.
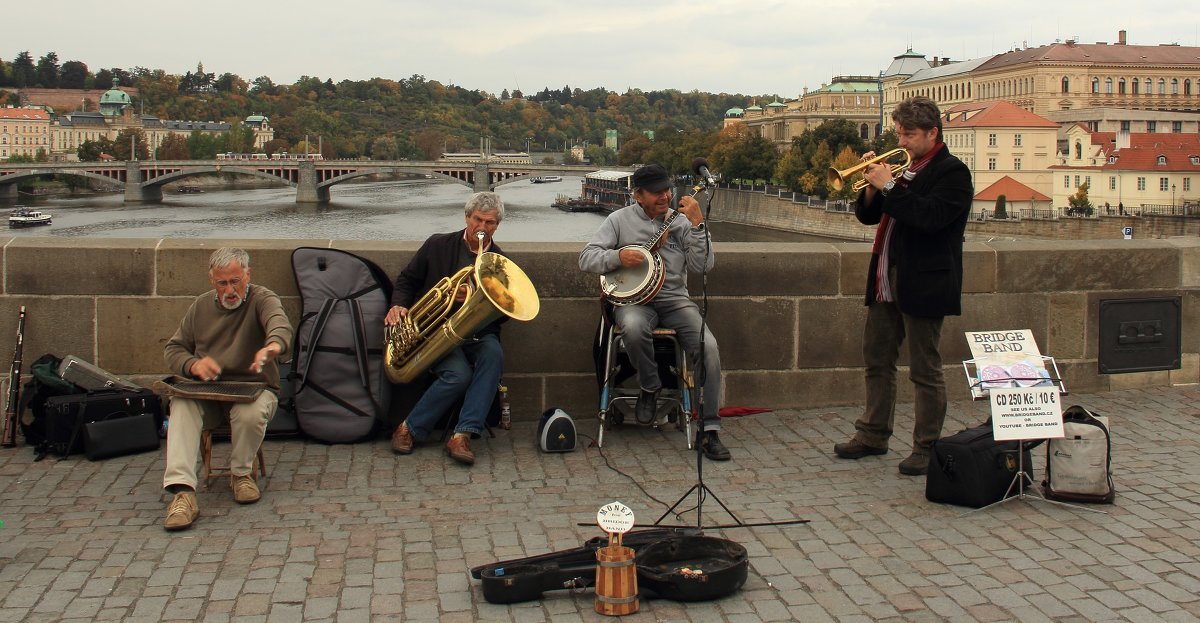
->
xmin=578 ymin=164 xmax=730 ymax=461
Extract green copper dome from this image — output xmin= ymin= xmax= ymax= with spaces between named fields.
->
xmin=99 ymin=78 xmax=131 ymax=116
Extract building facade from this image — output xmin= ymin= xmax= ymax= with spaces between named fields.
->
xmin=943 ymin=99 xmax=1061 ymax=207
xmin=0 ymin=107 xmax=51 ymax=160
xmin=1052 ymin=125 xmax=1200 ymax=213
xmin=733 ymin=77 xmax=885 ymax=149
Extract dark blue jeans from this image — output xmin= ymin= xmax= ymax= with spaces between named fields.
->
xmin=404 ymin=333 xmax=503 ymax=441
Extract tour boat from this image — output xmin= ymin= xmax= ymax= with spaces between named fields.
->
xmin=531 ymin=175 xmax=563 ymax=184
xmin=8 ymin=207 xmax=52 ymax=228
xmin=550 ymin=171 xmax=632 ymax=213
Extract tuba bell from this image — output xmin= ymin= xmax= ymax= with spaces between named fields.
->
xmin=384 ymin=234 xmax=539 ymax=384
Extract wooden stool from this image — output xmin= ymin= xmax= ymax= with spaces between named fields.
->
xmin=200 ymin=424 xmax=266 ymax=490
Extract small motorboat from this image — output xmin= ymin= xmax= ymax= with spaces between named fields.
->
xmin=531 ymin=175 xmax=563 ymax=184
xmin=8 ymin=206 xmax=52 ymax=228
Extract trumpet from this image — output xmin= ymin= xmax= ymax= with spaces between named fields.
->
xmin=827 ymin=148 xmax=911 ymax=192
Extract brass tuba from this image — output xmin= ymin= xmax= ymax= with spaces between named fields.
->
xmin=384 ymin=233 xmax=540 ymax=384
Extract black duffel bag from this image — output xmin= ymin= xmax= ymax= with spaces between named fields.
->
xmin=926 ymin=422 xmax=1039 ymax=508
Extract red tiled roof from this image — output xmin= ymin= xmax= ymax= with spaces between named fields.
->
xmin=943 ymin=100 xmax=1058 ymax=128
xmin=0 ymin=108 xmax=50 ymax=121
xmin=975 ymin=176 xmax=1051 ymax=201
xmin=1101 ymin=144 xmax=1200 ymax=172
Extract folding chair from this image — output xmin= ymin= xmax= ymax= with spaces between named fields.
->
xmin=594 ymin=306 xmax=695 ymax=449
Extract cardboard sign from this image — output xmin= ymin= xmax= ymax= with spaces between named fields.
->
xmin=989 ymin=387 xmax=1064 ymax=441
xmin=965 ymin=329 xmax=1054 ymax=398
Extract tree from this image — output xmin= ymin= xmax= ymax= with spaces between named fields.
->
xmin=774 ymin=148 xmax=807 ymax=192
xmin=0 ymin=60 xmax=8 ymax=87
xmin=157 ymin=133 xmax=190 ymax=160
xmin=617 ymin=133 xmax=653 ymax=166
xmin=59 ymin=60 xmax=89 ymax=89
xmin=35 ymin=52 xmax=60 ymax=88
xmin=584 ymin=144 xmax=616 ymax=166
xmin=413 ymin=128 xmax=446 ymax=160
xmin=1068 ymin=182 xmax=1093 ymax=216
xmin=78 ymin=137 xmax=115 ymax=161
xmin=994 ymin=194 xmax=1008 ymax=219
xmin=369 ymin=136 xmax=400 ymax=160
xmin=11 ymin=51 xmax=36 ymax=87
xmin=262 ymin=138 xmax=289 ymax=157
xmin=113 ymin=128 xmax=149 ymax=160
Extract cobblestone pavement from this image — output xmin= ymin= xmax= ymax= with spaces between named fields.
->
xmin=2 ymin=385 xmax=1199 ymax=622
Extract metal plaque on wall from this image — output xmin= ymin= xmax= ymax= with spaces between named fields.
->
xmin=1098 ymin=297 xmax=1182 ymax=374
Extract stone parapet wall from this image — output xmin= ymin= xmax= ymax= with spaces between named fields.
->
xmin=711 ymin=188 xmax=1200 ymax=241
xmin=2 ymin=236 xmax=1197 ymax=424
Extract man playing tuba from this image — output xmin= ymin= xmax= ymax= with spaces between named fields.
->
xmin=386 ymin=192 xmax=509 ymax=466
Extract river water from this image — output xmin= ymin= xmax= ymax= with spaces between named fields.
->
xmin=8 ymin=176 xmax=843 ymax=243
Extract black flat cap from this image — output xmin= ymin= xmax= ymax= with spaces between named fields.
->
xmin=631 ymin=164 xmax=672 ymax=192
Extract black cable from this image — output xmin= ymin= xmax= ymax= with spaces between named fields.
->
xmin=578 ymin=432 xmax=684 ymax=516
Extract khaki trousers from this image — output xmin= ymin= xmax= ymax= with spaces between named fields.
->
xmin=854 ymin=301 xmax=947 ymax=454
xmin=162 ymin=393 xmax=277 ymax=491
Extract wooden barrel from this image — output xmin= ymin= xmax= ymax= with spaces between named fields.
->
xmin=594 ymin=545 xmax=638 ymax=616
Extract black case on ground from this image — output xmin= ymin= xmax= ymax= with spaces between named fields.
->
xmin=43 ymin=389 xmax=163 ymax=458
xmin=83 ymin=413 xmax=160 ymax=460
xmin=926 ymin=423 xmax=1033 ymax=508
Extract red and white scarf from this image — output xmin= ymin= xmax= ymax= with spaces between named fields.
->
xmin=871 ymin=142 xmax=943 ymax=302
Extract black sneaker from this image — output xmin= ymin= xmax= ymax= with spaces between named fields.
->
xmin=635 ymin=389 xmax=658 ymax=425
xmin=701 ymin=431 xmax=731 ymax=461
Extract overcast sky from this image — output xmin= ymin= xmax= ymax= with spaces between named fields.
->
xmin=6 ymin=1 xmax=1199 ymax=100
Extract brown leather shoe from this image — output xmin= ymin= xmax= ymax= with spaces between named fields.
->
xmin=445 ymin=433 xmax=475 ymax=465
xmin=164 ymin=490 xmax=199 ymax=531
xmin=391 ymin=422 xmax=414 ymax=454
xmin=833 ymin=438 xmax=888 ymax=460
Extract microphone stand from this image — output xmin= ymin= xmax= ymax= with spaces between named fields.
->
xmin=654 ymin=181 xmax=808 ymax=531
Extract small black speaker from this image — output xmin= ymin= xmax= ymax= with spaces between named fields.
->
xmin=537 ymin=408 xmax=576 ymax=452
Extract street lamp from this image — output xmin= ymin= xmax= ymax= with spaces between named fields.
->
xmin=1172 ymin=183 xmax=1176 ymax=210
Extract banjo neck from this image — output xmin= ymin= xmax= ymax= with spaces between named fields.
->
xmin=641 ymin=208 xmax=681 ymax=251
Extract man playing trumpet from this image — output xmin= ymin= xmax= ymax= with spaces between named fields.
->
xmin=833 ymin=96 xmax=973 ymax=476
xmin=387 ymin=192 xmax=508 ymax=466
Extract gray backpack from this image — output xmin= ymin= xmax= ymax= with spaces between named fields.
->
xmin=1041 ymin=405 xmax=1115 ymax=503
xmin=291 ymin=248 xmax=392 ymax=443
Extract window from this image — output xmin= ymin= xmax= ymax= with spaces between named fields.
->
xmin=1064 ymin=175 xmax=1071 ymax=189
xmin=1105 ymin=78 xmax=1113 ymax=94
xmin=1075 ymin=142 xmax=1082 ymax=160
xmin=1109 ymin=176 xmax=1117 ymax=190
xmin=1173 ymin=121 xmax=1183 ymax=133
xmin=1145 ymin=79 xmax=1152 ymax=94
xmin=1147 ymin=121 xmax=1157 ymax=133
xmin=1085 ymin=176 xmax=1091 ymax=188
xmin=1075 ymin=175 xmax=1081 ymax=187
xmin=1191 ymin=156 xmax=1200 ymax=165
xmin=1160 ymin=178 xmax=1169 ymax=191
xmin=1185 ymin=178 xmax=1192 ymax=192
xmin=1013 ymin=158 xmax=1022 ymax=171
xmin=1172 ymin=79 xmax=1179 ymax=95
xmin=1062 ymin=77 xmax=1070 ymax=93
xmin=1132 ymin=79 xmax=1140 ymax=95
xmin=1157 ymin=155 xmax=1167 ymax=165
xmin=1120 ymin=120 xmax=1131 ymax=132
xmin=1119 ymin=78 xmax=1127 ymax=94
xmin=1091 ymin=78 xmax=1100 ymax=94
xmin=988 ymin=157 xmax=997 ymax=171
xmin=1137 ymin=177 xmax=1146 ymax=191
xmin=1159 ymin=79 xmax=1166 ymax=95
xmin=1013 ymin=134 xmax=1022 ymax=147
xmin=1187 ymin=80 xmax=1193 ymax=96
xmin=988 ymin=133 xmax=997 ymax=147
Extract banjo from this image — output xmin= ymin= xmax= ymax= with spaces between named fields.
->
xmin=600 ymin=207 xmax=684 ymax=306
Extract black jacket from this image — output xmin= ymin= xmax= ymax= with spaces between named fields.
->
xmin=392 ymin=229 xmax=507 ymax=336
xmin=856 ymin=144 xmax=974 ymax=318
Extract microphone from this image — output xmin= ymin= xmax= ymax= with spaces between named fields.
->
xmin=692 ymin=157 xmax=717 ymax=187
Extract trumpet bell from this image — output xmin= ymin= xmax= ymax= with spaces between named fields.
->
xmin=827 ymin=148 xmax=911 ymax=193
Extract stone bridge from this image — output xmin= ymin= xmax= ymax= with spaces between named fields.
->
xmin=0 ymin=160 xmax=612 ymax=203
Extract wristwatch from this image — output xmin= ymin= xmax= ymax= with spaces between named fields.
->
xmin=691 ymin=223 xmax=706 ymax=233
xmin=881 ymin=180 xmax=896 ymax=196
